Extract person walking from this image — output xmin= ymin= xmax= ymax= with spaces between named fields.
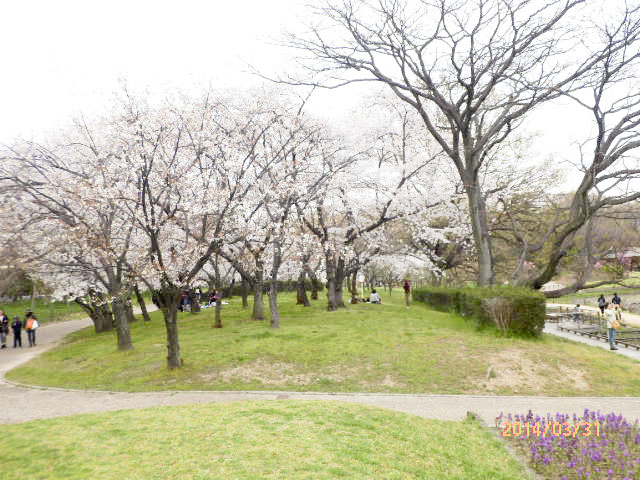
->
xmin=403 ymin=280 xmax=411 ymax=308
xmin=11 ymin=316 xmax=22 ymax=348
xmin=25 ymin=313 xmax=38 ymax=347
xmin=572 ymin=304 xmax=581 ymax=324
xmin=612 ymin=293 xmax=622 ymax=308
xmin=0 ymin=310 xmax=8 ymax=349
xmin=605 ymin=303 xmax=619 ymax=350
xmin=597 ymin=294 xmax=606 ymax=314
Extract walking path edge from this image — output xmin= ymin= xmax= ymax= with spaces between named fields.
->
xmin=1 ymin=310 xmax=639 ymax=427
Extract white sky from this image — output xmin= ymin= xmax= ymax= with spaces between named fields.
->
xmin=0 ymin=0 xmax=608 ymax=191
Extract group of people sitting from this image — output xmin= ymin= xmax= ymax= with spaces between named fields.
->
xmin=175 ymin=288 xmax=230 ymax=312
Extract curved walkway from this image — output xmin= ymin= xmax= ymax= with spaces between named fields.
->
xmin=1 ymin=314 xmax=639 ymax=426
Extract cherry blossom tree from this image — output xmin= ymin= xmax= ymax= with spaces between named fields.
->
xmin=1 ymin=136 xmax=137 ymax=347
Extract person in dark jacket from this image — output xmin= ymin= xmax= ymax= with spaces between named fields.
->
xmin=0 ymin=310 xmax=8 ymax=348
xmin=597 ymin=294 xmax=606 ymax=314
xmin=11 ymin=316 xmax=22 ymax=348
xmin=612 ymin=293 xmax=622 ymax=307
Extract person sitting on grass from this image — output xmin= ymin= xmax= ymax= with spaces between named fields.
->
xmin=370 ymin=289 xmax=382 ymax=304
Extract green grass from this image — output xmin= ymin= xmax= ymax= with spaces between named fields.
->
xmin=7 ymin=292 xmax=640 ymax=395
xmin=0 ymin=401 xmax=529 ymax=480
xmin=0 ymin=297 xmax=86 ymax=324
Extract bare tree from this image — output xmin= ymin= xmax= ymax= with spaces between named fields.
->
xmin=284 ymin=0 xmax=640 ymax=285
xmin=526 ymin=19 xmax=640 ymax=290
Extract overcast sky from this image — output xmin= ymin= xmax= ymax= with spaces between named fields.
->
xmin=0 ymin=0 xmax=602 ymax=190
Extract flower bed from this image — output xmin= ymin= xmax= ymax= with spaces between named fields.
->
xmin=497 ymin=410 xmax=640 ymax=479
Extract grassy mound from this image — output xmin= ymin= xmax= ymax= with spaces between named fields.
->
xmin=0 ymin=401 xmax=528 ymax=479
xmin=7 ymin=293 xmax=640 ymax=395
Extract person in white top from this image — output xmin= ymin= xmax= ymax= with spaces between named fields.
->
xmin=369 ymin=289 xmax=382 ymax=304
xmin=605 ymin=303 xmax=619 ymax=350
xmin=572 ymin=304 xmax=581 ymax=323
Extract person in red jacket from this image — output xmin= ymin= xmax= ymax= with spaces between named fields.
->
xmin=403 ymin=280 xmax=411 ymax=307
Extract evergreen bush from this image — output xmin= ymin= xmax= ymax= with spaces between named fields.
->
xmin=413 ymin=286 xmax=545 ymax=336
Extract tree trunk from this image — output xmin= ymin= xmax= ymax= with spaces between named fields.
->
xmin=269 ymin=240 xmax=282 ymax=328
xmin=350 ymin=270 xmax=359 ymax=304
xmin=325 ymin=254 xmax=338 ymax=311
xmin=305 ymin=264 xmax=320 ymax=300
xmin=464 ymin=173 xmax=495 ymax=286
xmin=125 ymin=298 xmax=137 ymax=323
xmin=97 ymin=303 xmax=114 ymax=332
xmin=191 ymin=292 xmax=201 ymax=313
xmin=527 ymin=171 xmax=600 ymax=289
xmin=75 ymin=298 xmax=113 ymax=333
xmin=134 ymin=284 xmax=151 ymax=322
xmin=334 ymin=257 xmax=346 ymax=308
xmin=269 ymin=281 xmax=280 ymax=328
xmin=214 ymin=298 xmax=222 ymax=328
xmin=157 ymin=288 xmax=182 ymax=369
xmin=241 ymin=276 xmax=249 ymax=309
xmin=111 ymin=299 xmax=133 ymax=351
xmin=225 ymin=278 xmax=235 ymax=299
xmin=296 ymin=270 xmax=311 ymax=306
xmin=164 ymin=304 xmax=182 ymax=368
xmin=252 ymin=260 xmax=265 ymax=320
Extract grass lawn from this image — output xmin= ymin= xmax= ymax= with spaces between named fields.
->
xmin=0 ymin=297 xmax=86 ymax=325
xmin=0 ymin=401 xmax=529 ymax=480
xmin=7 ymin=292 xmax=640 ymax=395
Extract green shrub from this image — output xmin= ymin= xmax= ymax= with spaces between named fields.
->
xmin=413 ymin=286 xmax=545 ymax=337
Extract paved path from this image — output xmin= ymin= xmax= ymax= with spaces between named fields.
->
xmin=1 ymin=312 xmax=639 ymax=427
xmin=544 ymin=323 xmax=640 ymax=361
xmin=548 ymin=303 xmax=640 ymax=327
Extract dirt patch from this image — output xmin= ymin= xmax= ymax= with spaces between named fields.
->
xmin=202 ymin=360 xmax=404 ymax=388
xmin=478 ymin=349 xmax=590 ymax=394
xmin=359 ymin=374 xmax=404 ymax=389
xmin=204 ymin=360 xmax=348 ymax=386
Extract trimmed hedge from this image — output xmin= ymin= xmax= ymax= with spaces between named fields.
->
xmin=413 ymin=286 xmax=546 ymax=337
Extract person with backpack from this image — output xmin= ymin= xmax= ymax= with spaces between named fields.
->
xmin=0 ymin=310 xmax=8 ymax=349
xmin=25 ymin=312 xmax=39 ymax=347
xmin=11 ymin=316 xmax=22 ymax=348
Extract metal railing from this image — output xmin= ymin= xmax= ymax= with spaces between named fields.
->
xmin=546 ymin=306 xmax=640 ymax=350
